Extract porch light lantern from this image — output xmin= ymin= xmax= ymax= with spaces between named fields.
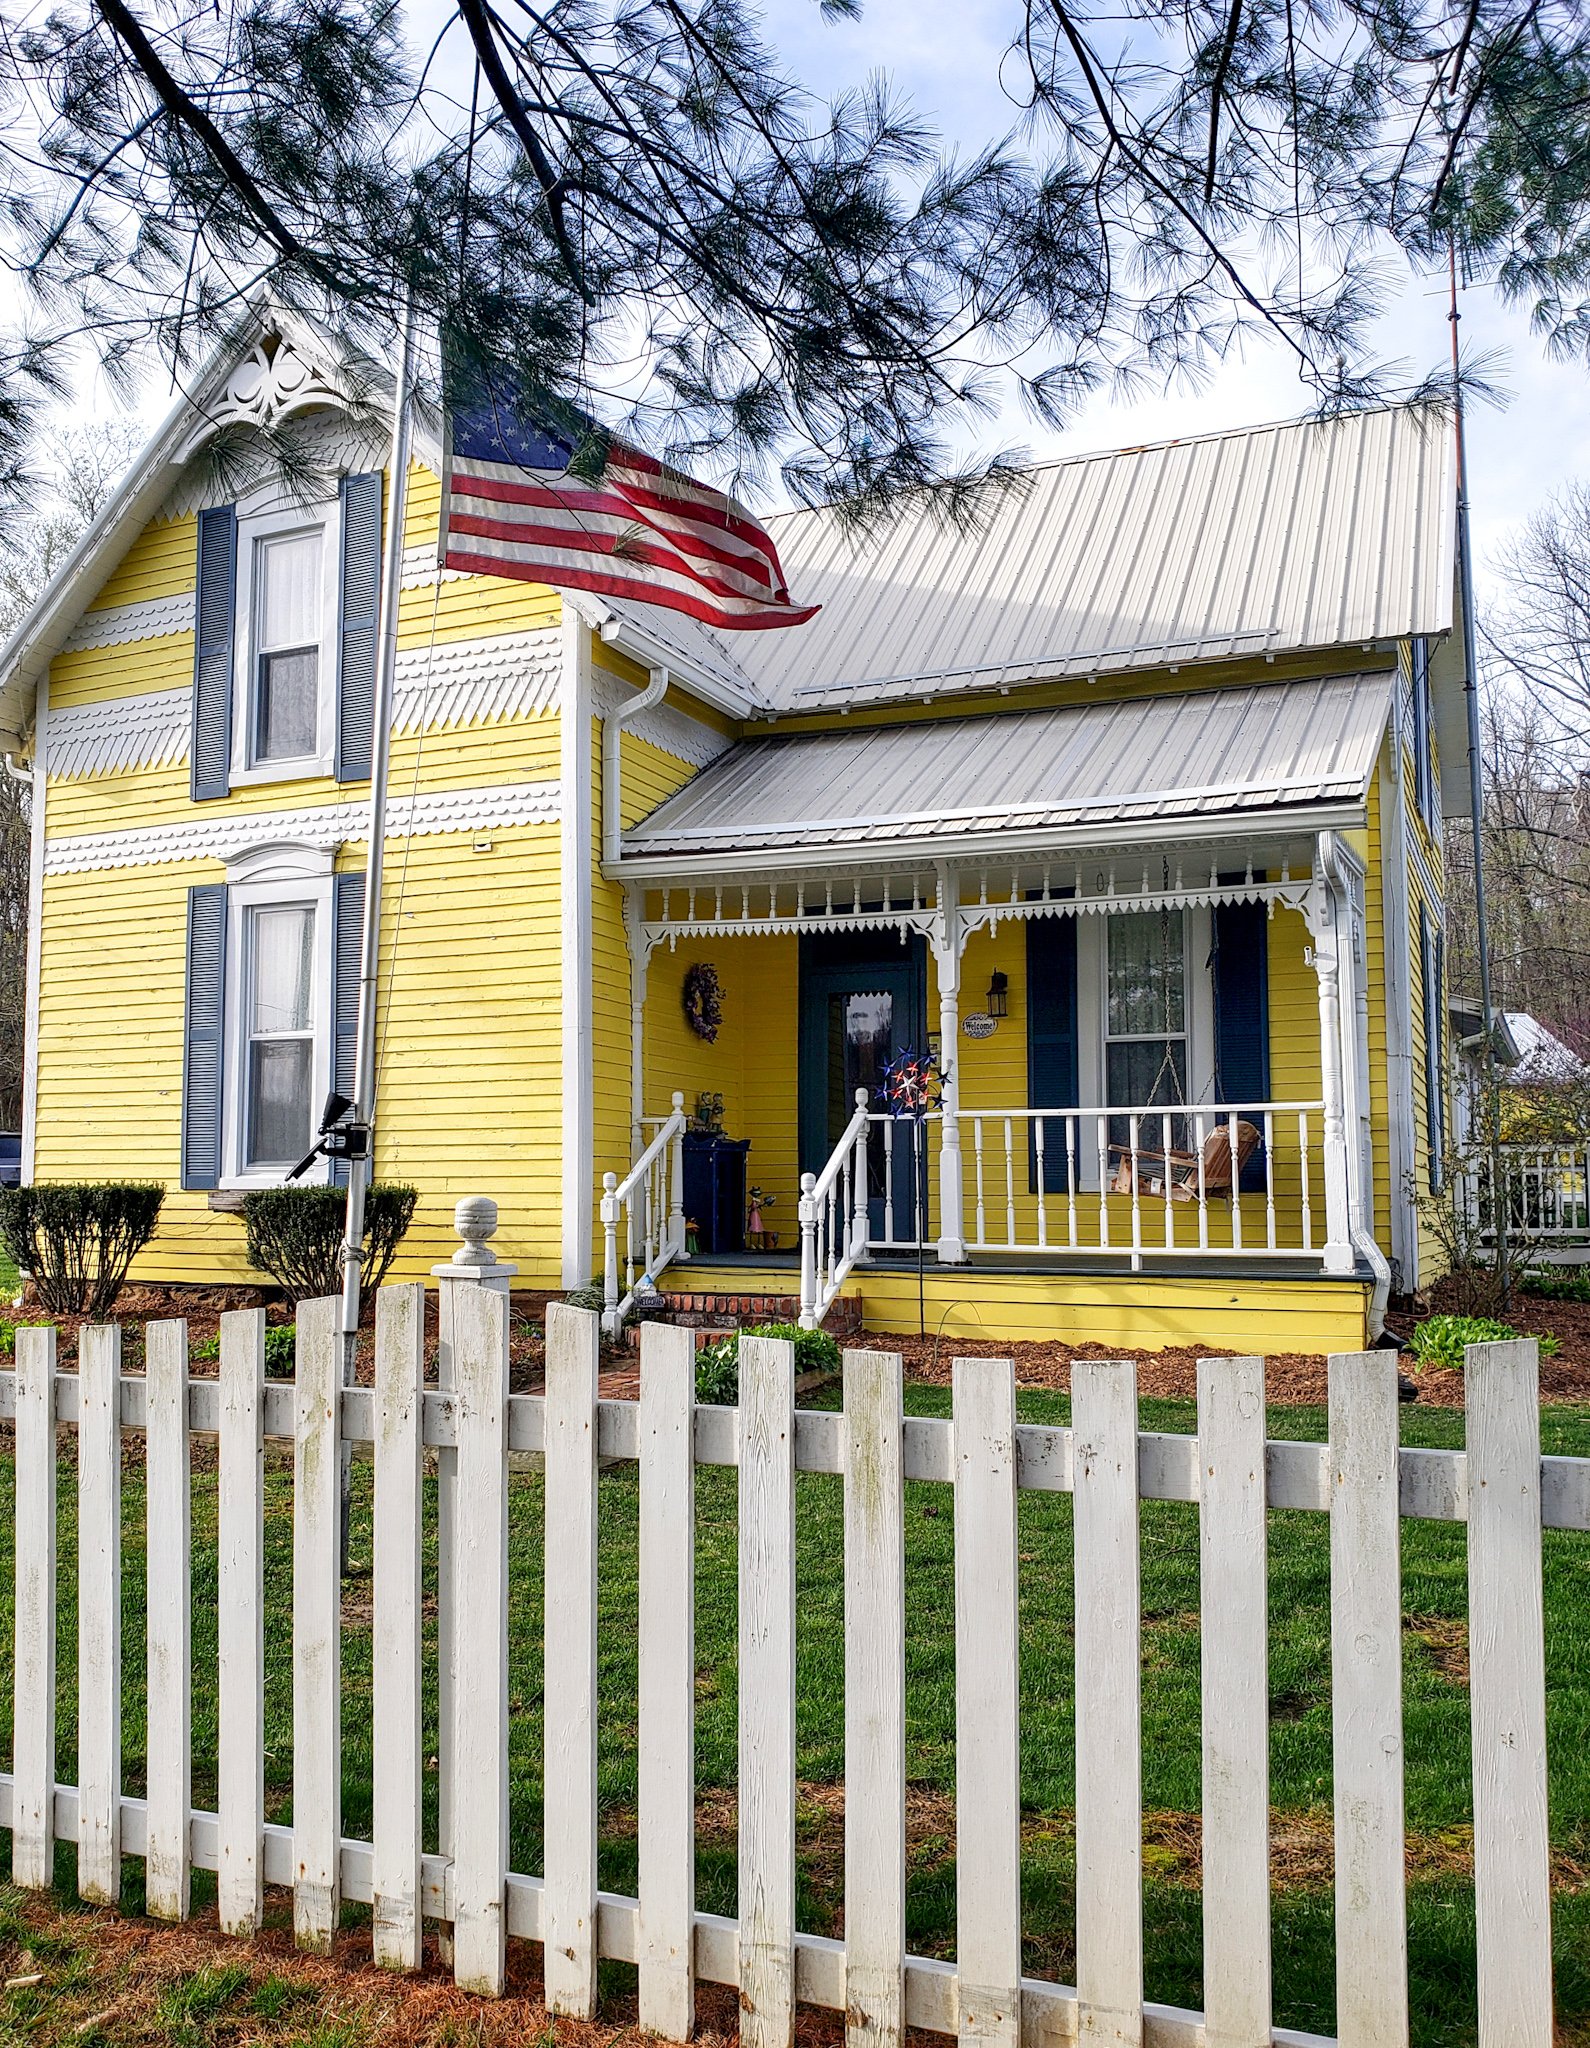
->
xmin=987 ymin=970 xmax=1009 ymax=1020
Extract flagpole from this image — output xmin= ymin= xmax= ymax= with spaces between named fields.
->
xmin=340 ymin=290 xmax=418 ymax=1348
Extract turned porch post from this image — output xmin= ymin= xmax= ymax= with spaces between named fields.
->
xmin=624 ymin=886 xmax=648 ymax=1158
xmin=1309 ymin=853 xmax=1357 ymax=1276
xmin=933 ymin=865 xmax=967 ymax=1263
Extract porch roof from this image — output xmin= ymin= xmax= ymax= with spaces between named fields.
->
xmin=620 ymin=669 xmax=1392 ymax=863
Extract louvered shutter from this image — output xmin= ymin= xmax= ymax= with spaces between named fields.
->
xmin=190 ymin=507 xmax=236 ymax=801
xmin=335 ymin=472 xmax=383 ymax=783
xmin=1212 ymin=886 xmax=1271 ymax=1193
xmin=1026 ymin=913 xmax=1078 ymax=1192
xmin=181 ymin=885 xmax=229 ymax=1189
xmin=330 ymin=871 xmax=366 ymax=1186
xmin=1421 ymin=904 xmax=1445 ymax=1187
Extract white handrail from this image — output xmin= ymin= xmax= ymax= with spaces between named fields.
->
xmin=799 ymin=1088 xmax=871 ymax=1329
xmin=601 ymin=1091 xmax=689 ymax=1337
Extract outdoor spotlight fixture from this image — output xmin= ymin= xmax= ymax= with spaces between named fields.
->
xmin=287 ymin=1091 xmax=370 ymax=1181
xmin=987 ymin=971 xmax=1009 ymax=1019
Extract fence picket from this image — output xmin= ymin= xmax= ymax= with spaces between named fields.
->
xmin=952 ymin=1355 xmax=1020 ymax=2048
xmin=1073 ymin=1358 xmax=1143 ymax=2048
xmin=1328 ymin=1352 xmax=1407 ymax=2048
xmin=373 ymin=1283 xmax=426 ymax=1970
xmin=637 ymin=1322 xmax=697 ymax=2040
xmin=1466 ymin=1339 xmax=1553 ymax=2048
xmin=145 ymin=1318 xmax=192 ymax=1921
xmin=1195 ymin=1357 xmax=1270 ymax=2048
xmin=451 ymin=1280 xmax=510 ymax=1996
xmin=739 ymin=1333 xmax=797 ymax=2048
xmin=292 ymin=1296 xmax=343 ymax=1954
xmin=218 ymin=1309 xmax=266 ymax=1936
xmin=77 ymin=1322 xmax=122 ymax=1907
xmin=545 ymin=1302 xmax=602 ymax=2017
xmin=12 ymin=1323 xmax=57 ymax=1890
xmin=844 ymin=1349 xmax=906 ymax=2048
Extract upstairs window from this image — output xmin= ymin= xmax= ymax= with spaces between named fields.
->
xmin=252 ymin=530 xmax=323 ymax=765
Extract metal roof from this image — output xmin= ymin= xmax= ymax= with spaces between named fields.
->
xmin=734 ymin=405 xmax=1454 ymax=712
xmin=621 ymin=670 xmax=1394 ymax=862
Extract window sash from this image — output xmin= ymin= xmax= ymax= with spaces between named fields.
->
xmin=244 ymin=903 xmax=317 ymax=1169
xmin=249 ymin=526 xmax=323 ymax=765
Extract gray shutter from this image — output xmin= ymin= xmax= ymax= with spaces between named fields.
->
xmin=335 ymin=472 xmax=383 ymax=783
xmin=190 ymin=506 xmax=236 ymax=801
xmin=330 ymin=871 xmax=366 ymax=1186
xmin=181 ymin=884 xmax=228 ymax=1189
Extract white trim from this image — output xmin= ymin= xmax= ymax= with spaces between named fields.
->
xmin=20 ymin=677 xmax=46 ymax=1182
xmin=41 ymin=778 xmax=560 ymax=874
xmin=47 ymin=688 xmax=189 ymax=780
xmin=594 ymin=672 xmax=732 ymax=773
xmin=63 ymin=594 xmax=196 ymax=652
xmin=218 ymin=875 xmax=335 ymax=1188
xmin=231 ymin=498 xmax=340 ymax=785
xmin=1379 ymin=738 xmax=1418 ymax=1287
xmin=560 ymin=613 xmax=595 ymax=1286
xmin=223 ymin=839 xmax=337 ymax=885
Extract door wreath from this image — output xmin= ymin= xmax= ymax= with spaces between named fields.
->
xmin=682 ymin=962 xmax=723 ymax=1042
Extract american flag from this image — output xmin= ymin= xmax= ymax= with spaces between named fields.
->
xmin=441 ymin=382 xmax=817 ymax=632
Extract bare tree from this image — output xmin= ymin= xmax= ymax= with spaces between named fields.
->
xmin=0 ymin=421 xmax=141 ymax=1129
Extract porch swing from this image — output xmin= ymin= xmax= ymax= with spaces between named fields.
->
xmin=1106 ymin=902 xmax=1261 ymax=1202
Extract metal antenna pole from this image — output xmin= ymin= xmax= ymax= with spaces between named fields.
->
xmin=1449 ymin=243 xmax=1509 ymax=1300
xmin=340 ymin=291 xmax=418 ymax=1350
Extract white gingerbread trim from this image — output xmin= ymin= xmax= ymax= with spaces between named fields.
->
xmin=400 ymin=541 xmax=470 ymax=588
xmin=173 ymin=336 xmax=350 ymax=462
xmin=42 ymin=777 xmax=560 ymax=875
xmin=594 ymin=673 xmax=732 ymax=771
xmin=47 ymin=687 xmax=190 ymax=780
xmin=392 ymin=627 xmax=561 ymax=732
xmin=64 ymin=593 xmax=196 ymax=653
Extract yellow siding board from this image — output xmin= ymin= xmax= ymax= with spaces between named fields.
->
xmin=87 ymin=513 xmax=197 ymax=612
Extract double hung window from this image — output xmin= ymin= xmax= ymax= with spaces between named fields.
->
xmin=252 ymin=531 xmax=323 ymax=764
xmin=243 ymin=903 xmax=318 ymax=1169
xmin=1105 ymin=910 xmax=1188 ymax=1106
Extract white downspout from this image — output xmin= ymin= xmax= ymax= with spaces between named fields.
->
xmin=8 ymin=676 xmax=45 ymax=1186
xmin=1321 ymin=831 xmax=1393 ymax=1337
xmin=602 ymin=664 xmax=670 ymax=867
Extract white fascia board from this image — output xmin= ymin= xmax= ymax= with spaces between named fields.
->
xmin=565 ymin=591 xmax=756 ymax=721
xmin=602 ymin=798 xmax=1366 ymax=883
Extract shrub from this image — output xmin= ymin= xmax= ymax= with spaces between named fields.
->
xmin=563 ymin=1285 xmax=607 ymax=1315
xmin=694 ymin=1320 xmax=843 ymax=1405
xmin=189 ymin=1322 xmax=297 ymax=1374
xmin=1409 ymin=1313 xmax=1561 ymax=1372
xmin=240 ymin=1184 xmax=417 ymax=1302
xmin=0 ymin=1182 xmax=165 ymax=1317
xmin=1519 ymin=1265 xmax=1590 ymax=1303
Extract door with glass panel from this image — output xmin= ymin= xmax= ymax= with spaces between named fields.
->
xmin=799 ymin=933 xmax=927 ymax=1242
xmin=244 ymin=903 xmax=318 ymax=1170
xmin=251 ymin=530 xmax=322 ymax=765
xmin=1104 ymin=908 xmax=1188 ymax=1153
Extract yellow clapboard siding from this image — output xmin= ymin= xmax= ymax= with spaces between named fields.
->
xmin=33 ymin=824 xmax=568 ymax=1288
xmin=49 ymin=633 xmax=197 ymax=711
xmin=87 ymin=513 xmax=197 ymax=612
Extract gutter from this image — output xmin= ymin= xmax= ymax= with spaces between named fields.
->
xmin=591 ymin=607 xmax=756 ymax=724
xmin=10 ymin=681 xmax=45 ymax=1184
xmin=602 ymin=665 xmax=671 ymax=866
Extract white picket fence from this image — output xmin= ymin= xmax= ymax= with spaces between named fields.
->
xmin=0 ymin=1296 xmax=1580 ymax=2048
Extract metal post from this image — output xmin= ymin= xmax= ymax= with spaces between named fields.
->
xmin=340 ymin=291 xmax=419 ymax=1346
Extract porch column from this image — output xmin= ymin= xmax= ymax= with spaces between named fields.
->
xmin=933 ymin=866 xmax=967 ymax=1263
xmin=1309 ymin=861 xmax=1356 ymax=1277
xmin=623 ymin=886 xmax=648 ymax=1158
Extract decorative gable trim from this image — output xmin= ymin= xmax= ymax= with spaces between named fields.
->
xmin=42 ymin=777 xmax=560 ymax=874
xmin=47 ymin=687 xmax=190 ymax=779
xmin=594 ymin=673 xmax=732 ymax=769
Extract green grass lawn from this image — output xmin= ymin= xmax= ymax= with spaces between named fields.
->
xmin=0 ymin=1244 xmax=17 ymax=1299
xmin=2 ymin=1387 xmax=1589 ymax=2045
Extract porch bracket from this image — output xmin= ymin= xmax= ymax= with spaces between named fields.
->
xmin=1308 ymin=843 xmax=1357 ymax=1278
xmin=933 ymin=863 xmax=968 ymax=1264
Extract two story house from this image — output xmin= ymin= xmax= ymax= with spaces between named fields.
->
xmin=0 ymin=311 xmax=1463 ymax=1350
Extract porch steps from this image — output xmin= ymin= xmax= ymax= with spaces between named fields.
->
xmin=625 ymin=1286 xmax=864 ymax=1348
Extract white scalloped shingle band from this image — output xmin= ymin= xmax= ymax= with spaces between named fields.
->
xmin=42 ymin=777 xmax=560 ymax=875
xmin=593 ymin=674 xmax=732 ymax=770
xmin=47 ymin=687 xmax=190 ymax=779
xmin=63 ymin=593 xmax=197 ymax=653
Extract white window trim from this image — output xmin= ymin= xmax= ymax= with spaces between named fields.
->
xmin=219 ymin=872 xmax=336 ymax=1189
xmin=229 ymin=486 xmax=343 ymax=787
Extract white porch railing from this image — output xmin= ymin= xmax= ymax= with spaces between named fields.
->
xmin=1457 ymin=1143 xmax=1590 ymax=1245
xmin=796 ymin=1088 xmax=870 ymax=1331
xmin=601 ymin=1091 xmax=688 ymax=1336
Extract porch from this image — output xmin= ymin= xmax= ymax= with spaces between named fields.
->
xmin=598 ymin=835 xmax=1380 ymax=1338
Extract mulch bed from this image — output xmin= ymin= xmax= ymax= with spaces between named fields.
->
xmin=11 ymin=1282 xmax=1590 ymax=1411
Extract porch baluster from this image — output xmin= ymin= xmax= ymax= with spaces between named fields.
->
xmin=1096 ymin=1116 xmax=1110 ymax=1249
xmin=1066 ymin=1117 xmax=1079 ymax=1249
xmin=973 ymin=1117 xmax=987 ymax=1248
xmin=850 ymin=1093 xmax=870 ymax=1267
xmin=883 ymin=1126 xmax=896 ymax=1243
xmin=1161 ymin=1109 xmax=1174 ymax=1250
xmin=798 ymin=1172 xmax=819 ymax=1325
xmin=1003 ymin=1116 xmax=1016 ymax=1248
xmin=1193 ymin=1111 xmax=1209 ymax=1253
xmin=1128 ymin=1113 xmax=1142 ymax=1272
xmin=1227 ymin=1113 xmax=1244 ymax=1253
xmin=1299 ymin=1113 xmax=1314 ymax=1250
xmin=1263 ymin=1111 xmax=1277 ymax=1250
xmin=1034 ymin=1118 xmax=1048 ymax=1250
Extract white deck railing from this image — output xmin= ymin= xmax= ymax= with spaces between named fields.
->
xmin=1456 ymin=1142 xmax=1590 ymax=1245
xmin=600 ymin=1091 xmax=688 ymax=1336
xmin=796 ymin=1088 xmax=870 ymax=1330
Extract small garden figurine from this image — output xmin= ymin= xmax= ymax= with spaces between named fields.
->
xmin=746 ymin=1184 xmax=778 ymax=1250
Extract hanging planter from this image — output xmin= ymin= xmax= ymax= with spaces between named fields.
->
xmin=682 ymin=961 xmax=723 ymax=1042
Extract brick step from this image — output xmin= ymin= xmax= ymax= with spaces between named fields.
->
xmin=623 ymin=1288 xmax=864 ymax=1349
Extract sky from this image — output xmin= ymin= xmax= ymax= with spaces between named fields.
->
xmin=47 ymin=0 xmax=1590 ymax=608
